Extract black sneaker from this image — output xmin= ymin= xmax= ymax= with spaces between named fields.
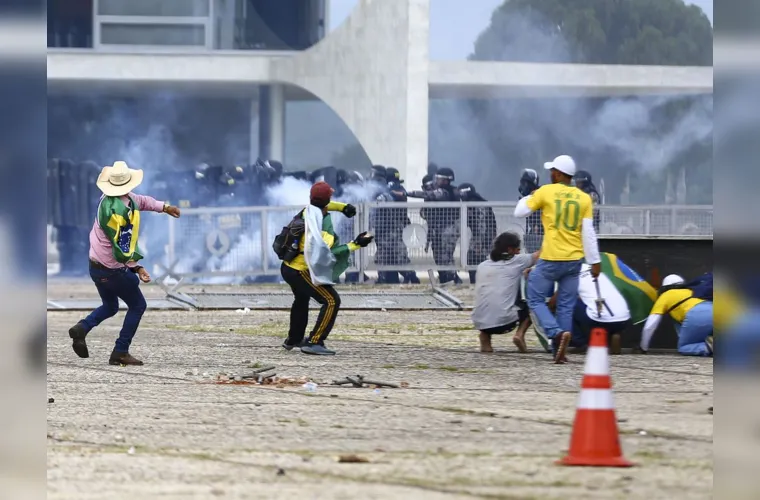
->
xmin=301 ymin=343 xmax=336 ymax=356
xmin=282 ymin=339 xmax=305 ymax=351
xmin=69 ymin=321 xmax=89 ymax=358
xmin=552 ymin=332 xmax=571 ymax=364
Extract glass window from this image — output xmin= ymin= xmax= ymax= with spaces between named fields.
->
xmin=98 ymin=0 xmax=209 ymax=17
xmin=100 ymin=23 xmax=206 ymax=46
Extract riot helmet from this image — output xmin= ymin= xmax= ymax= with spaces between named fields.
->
xmin=457 ymin=182 xmax=483 ymax=202
xmin=370 ymin=164 xmax=387 ymax=183
xmin=195 ymin=163 xmax=211 ymax=180
xmin=518 ymin=169 xmax=539 ymax=197
xmin=422 ymin=174 xmax=434 ymax=190
xmin=386 ymin=167 xmax=403 ymax=184
xmin=347 ymin=170 xmax=364 ymax=185
xmin=574 ymin=170 xmax=593 ymax=190
xmin=435 ymin=167 xmax=455 ymax=187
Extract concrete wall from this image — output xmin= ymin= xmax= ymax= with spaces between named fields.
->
xmin=599 ymin=237 xmax=713 ymax=350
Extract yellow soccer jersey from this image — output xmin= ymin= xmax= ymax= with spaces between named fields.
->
xmin=650 ymin=289 xmax=704 ymax=324
xmin=526 ymin=183 xmax=593 ymax=261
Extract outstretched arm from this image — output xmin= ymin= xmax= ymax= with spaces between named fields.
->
xmin=639 ymin=314 xmax=663 ymax=352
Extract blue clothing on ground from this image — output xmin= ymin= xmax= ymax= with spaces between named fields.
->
xmin=675 ymin=301 xmax=713 ymax=356
xmin=718 ymin=309 xmax=760 ymax=370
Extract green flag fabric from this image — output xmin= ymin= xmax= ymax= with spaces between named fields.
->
xmin=599 ymin=252 xmax=657 ymax=324
xmin=321 ymin=214 xmax=352 ymax=281
xmin=97 ymin=195 xmax=144 ymax=264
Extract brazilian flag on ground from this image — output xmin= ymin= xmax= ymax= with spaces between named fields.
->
xmin=599 ymin=252 xmax=657 ymax=324
xmin=98 ymin=195 xmax=144 ymax=264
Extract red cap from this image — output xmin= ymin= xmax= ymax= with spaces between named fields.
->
xmin=310 ymin=181 xmax=334 ymax=205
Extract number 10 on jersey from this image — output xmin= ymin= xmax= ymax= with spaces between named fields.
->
xmin=554 ymin=199 xmax=581 ymax=231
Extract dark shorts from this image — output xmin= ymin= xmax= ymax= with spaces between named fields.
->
xmin=481 ymin=301 xmax=529 ymax=335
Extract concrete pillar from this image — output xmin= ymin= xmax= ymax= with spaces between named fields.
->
xmin=215 ymin=0 xmax=235 ymax=50
xmin=256 ymin=84 xmax=286 ymax=163
xmin=271 ymin=0 xmax=430 ymax=188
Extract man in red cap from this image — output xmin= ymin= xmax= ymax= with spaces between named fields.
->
xmin=280 ymin=182 xmax=372 ymax=355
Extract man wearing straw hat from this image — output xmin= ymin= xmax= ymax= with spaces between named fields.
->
xmin=67 ymin=161 xmax=181 ymax=366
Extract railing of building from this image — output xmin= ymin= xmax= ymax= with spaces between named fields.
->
xmin=133 ymin=203 xmax=711 ymax=282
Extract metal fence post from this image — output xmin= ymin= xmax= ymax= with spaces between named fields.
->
xmin=359 ymin=202 xmax=370 ymax=283
xmin=644 ymin=208 xmax=651 ymax=236
xmin=459 ymin=203 xmax=469 ymax=270
xmin=167 ymin=214 xmax=176 ymax=267
xmin=260 ymin=210 xmax=269 ymax=273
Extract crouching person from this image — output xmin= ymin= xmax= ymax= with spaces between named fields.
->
xmin=639 ymin=274 xmax=713 ymax=356
xmin=471 ymin=232 xmax=539 ymax=353
xmin=279 ymin=182 xmax=370 ymax=355
xmin=68 ymin=161 xmax=181 ymax=365
xmin=568 ymin=263 xmax=632 ymax=354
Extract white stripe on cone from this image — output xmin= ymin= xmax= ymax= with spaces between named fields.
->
xmin=583 ymin=346 xmax=610 ymax=375
xmin=577 ymin=388 xmax=615 ymax=410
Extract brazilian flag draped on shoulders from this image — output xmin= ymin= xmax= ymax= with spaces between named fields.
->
xmin=599 ymin=252 xmax=657 ymax=324
xmin=98 ymin=195 xmax=143 ymax=264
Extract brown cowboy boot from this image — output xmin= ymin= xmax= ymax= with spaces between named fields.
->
xmin=109 ymin=351 xmax=144 ymax=366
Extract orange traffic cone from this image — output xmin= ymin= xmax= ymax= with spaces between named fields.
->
xmin=557 ymin=328 xmax=634 ymax=467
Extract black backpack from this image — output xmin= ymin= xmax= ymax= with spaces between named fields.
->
xmin=272 ymin=212 xmax=305 ymax=261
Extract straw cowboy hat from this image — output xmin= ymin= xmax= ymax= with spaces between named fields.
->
xmin=96 ymin=161 xmax=144 ymax=197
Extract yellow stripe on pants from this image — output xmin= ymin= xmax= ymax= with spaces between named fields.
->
xmin=300 ymin=270 xmax=336 ymax=343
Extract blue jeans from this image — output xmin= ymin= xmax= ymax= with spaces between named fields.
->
xmin=82 ymin=263 xmax=147 ymax=353
xmin=527 ymin=259 xmax=583 ymax=339
xmin=719 ymin=309 xmax=760 ymax=370
xmin=675 ymin=302 xmax=713 ymax=356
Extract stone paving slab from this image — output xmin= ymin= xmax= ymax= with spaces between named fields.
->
xmin=47 ymin=292 xmax=713 ymax=500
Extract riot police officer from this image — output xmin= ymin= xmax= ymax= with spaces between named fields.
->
xmin=373 ymin=167 xmax=420 ymax=284
xmin=408 ymin=167 xmax=462 ymax=284
xmin=573 ymin=170 xmax=601 ymax=232
xmin=518 ymin=169 xmax=543 ymax=253
xmin=458 ymin=183 xmax=497 ymax=285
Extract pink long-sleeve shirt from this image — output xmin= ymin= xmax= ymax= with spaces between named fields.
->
xmin=89 ymin=193 xmax=165 ymax=270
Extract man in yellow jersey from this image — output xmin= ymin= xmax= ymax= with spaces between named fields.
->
xmin=514 ymin=155 xmax=601 ymax=363
xmin=281 ymin=182 xmax=373 ymax=355
xmin=639 ymin=274 xmax=713 ymax=356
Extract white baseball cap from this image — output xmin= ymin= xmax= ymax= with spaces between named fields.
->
xmin=544 ymin=155 xmax=577 ymax=176
xmin=662 ymin=274 xmax=685 ymax=287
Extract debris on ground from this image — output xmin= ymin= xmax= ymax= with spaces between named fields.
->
xmin=199 ymin=365 xmax=314 ymax=388
xmin=337 ymin=454 xmax=370 ymax=463
xmin=332 ymin=375 xmax=400 ymax=388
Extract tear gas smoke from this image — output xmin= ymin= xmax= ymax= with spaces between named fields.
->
xmin=429 ymin=10 xmax=713 ymax=205
xmin=162 ymin=176 xmax=385 ymax=284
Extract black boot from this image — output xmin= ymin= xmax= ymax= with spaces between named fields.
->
xmin=69 ymin=321 xmax=89 ymax=358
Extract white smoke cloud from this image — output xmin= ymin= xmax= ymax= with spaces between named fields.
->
xmin=430 ymin=9 xmax=713 ymax=205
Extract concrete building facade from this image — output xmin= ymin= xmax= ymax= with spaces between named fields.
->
xmin=47 ymin=0 xmax=714 ymax=186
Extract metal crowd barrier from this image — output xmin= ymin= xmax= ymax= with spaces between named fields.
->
xmin=143 ymin=203 xmax=711 ymax=282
